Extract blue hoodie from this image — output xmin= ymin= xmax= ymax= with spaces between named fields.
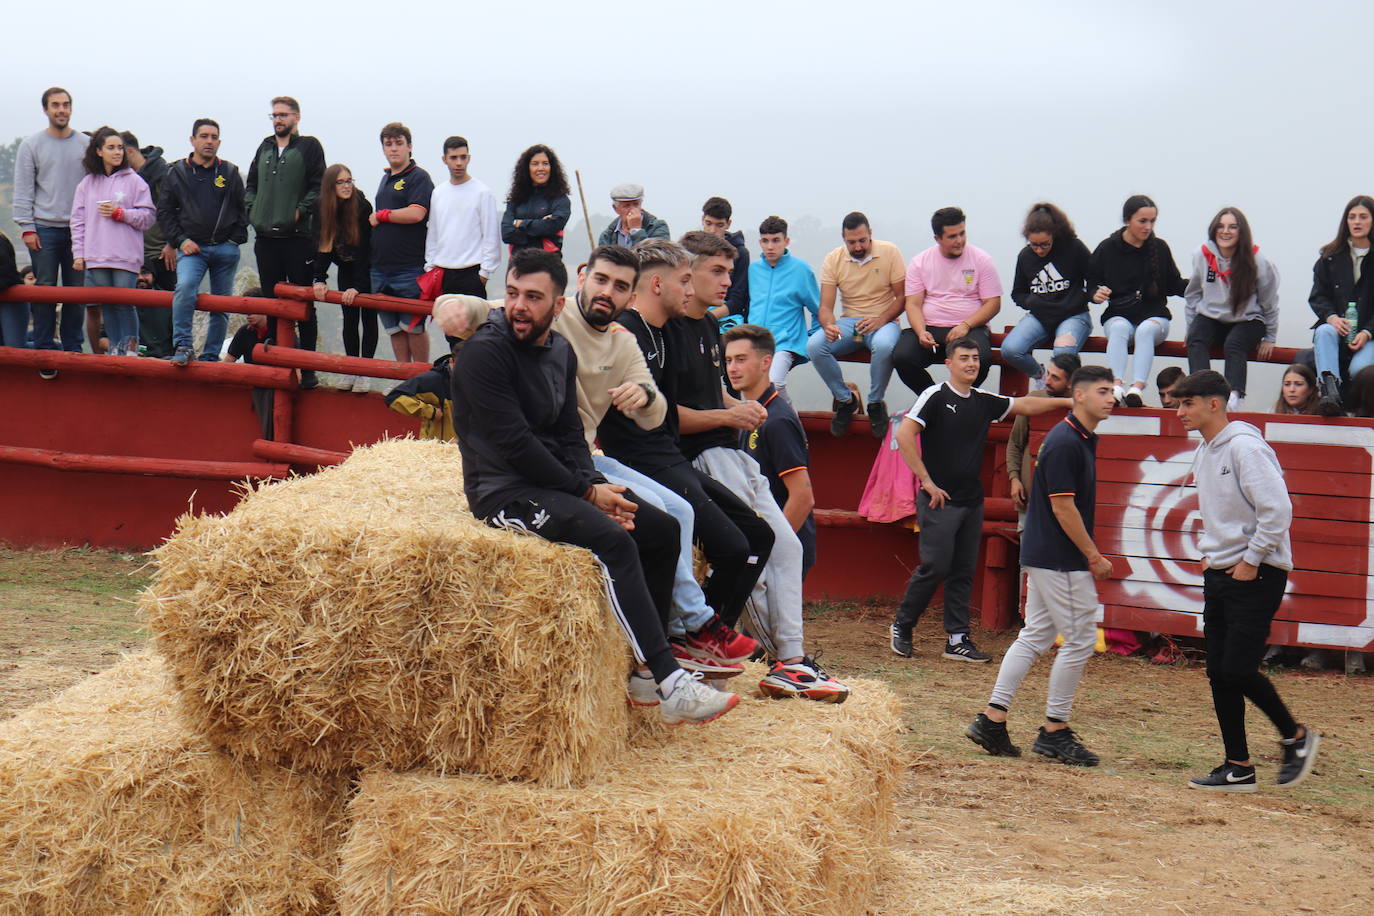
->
xmin=747 ymin=251 xmax=819 ymax=358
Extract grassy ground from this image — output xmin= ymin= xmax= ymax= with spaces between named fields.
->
xmin=2 ymin=550 xmax=1372 ymax=913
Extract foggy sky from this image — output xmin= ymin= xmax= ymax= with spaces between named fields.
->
xmin=6 ymin=0 xmax=1370 ymax=408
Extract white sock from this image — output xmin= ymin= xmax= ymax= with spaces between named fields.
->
xmin=657 ymin=668 xmax=687 ymax=698
xmin=948 ymin=633 xmax=964 ymax=646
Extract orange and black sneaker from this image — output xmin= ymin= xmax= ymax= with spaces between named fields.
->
xmin=758 ymin=655 xmax=850 ymax=703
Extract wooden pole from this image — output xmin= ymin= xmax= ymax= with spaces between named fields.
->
xmin=575 ymin=169 xmax=595 ymax=250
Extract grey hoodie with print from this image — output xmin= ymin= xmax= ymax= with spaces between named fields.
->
xmin=1191 ymin=420 xmax=1292 ymax=572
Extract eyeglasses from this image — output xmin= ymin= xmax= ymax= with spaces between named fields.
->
xmin=335 ymin=179 xmax=354 ymax=186
xmin=269 ymin=113 xmax=294 ymax=120
xmin=1027 ymin=241 xmax=1052 ymax=252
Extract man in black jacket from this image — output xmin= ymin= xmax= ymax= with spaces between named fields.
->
xmin=245 ymin=96 xmax=325 ymax=386
xmin=121 ymin=133 xmax=175 ymax=357
xmin=450 ymin=249 xmax=739 ymax=726
xmin=701 ymin=196 xmax=750 ymax=320
xmin=157 ymin=118 xmax=247 ymax=367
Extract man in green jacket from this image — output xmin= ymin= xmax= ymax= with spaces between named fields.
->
xmin=245 ymin=95 xmax=325 ymax=386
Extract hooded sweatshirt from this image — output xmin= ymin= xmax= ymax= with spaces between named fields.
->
xmin=1089 ymin=228 xmax=1187 ymax=324
xmin=1011 ymin=236 xmax=1092 ymax=328
xmin=1191 ymin=420 xmax=1292 ymax=572
xmin=724 ymin=229 xmax=750 ymax=316
xmin=1184 ymin=241 xmax=1281 ymax=341
xmin=70 ymin=168 xmax=157 ymax=272
xmin=747 ymin=250 xmax=820 ymax=357
xmin=134 ymin=146 xmax=172 ymax=261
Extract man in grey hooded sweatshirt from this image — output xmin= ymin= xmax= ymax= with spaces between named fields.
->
xmin=1175 ymin=370 xmax=1320 ymax=793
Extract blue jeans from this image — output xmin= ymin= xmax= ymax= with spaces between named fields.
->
xmin=84 ymin=268 xmax=139 ymax=354
xmin=0 ymin=300 xmax=30 ymax=348
xmin=173 ymin=242 xmax=239 ymax=358
xmin=1104 ymin=315 xmax=1170 ymax=386
xmin=806 ymin=316 xmax=900 ymax=404
xmin=1313 ymin=322 xmax=1374 ymax=380
xmin=593 ymin=454 xmax=715 ymax=637
xmin=370 ymin=266 xmax=427 ymax=334
xmin=29 ymin=225 xmax=85 ymax=351
xmin=1000 ymin=311 xmax=1092 ymax=380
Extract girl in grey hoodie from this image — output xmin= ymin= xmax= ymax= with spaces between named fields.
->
xmin=1184 ymin=207 xmax=1280 ymax=410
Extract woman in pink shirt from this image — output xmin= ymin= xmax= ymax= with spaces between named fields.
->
xmin=71 ymin=127 xmax=156 ymax=356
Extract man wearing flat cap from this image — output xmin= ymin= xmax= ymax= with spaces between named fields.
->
xmin=598 ymin=182 xmax=671 ymax=248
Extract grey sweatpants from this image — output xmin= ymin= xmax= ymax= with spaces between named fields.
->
xmin=988 ymin=567 xmax=1099 ymax=721
xmin=692 ymin=447 xmax=805 ymax=661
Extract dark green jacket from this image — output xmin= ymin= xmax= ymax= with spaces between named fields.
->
xmin=244 ymin=133 xmax=325 ymax=239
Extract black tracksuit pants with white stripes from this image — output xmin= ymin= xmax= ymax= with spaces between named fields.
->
xmin=487 ymin=486 xmax=680 ymax=683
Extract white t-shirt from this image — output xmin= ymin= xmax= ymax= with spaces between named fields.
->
xmin=424 ymin=177 xmax=501 ymax=276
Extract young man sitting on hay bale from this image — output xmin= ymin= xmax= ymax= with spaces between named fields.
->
xmin=449 ymin=249 xmax=739 ymax=725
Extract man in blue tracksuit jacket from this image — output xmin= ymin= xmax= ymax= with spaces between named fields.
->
xmin=746 ymin=215 xmax=818 ymax=399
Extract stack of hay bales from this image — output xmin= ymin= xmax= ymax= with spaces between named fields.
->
xmin=0 ymin=440 xmax=907 ymax=915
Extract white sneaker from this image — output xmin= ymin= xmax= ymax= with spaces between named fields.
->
xmin=1227 ymin=391 xmax=1243 ymax=412
xmin=337 ymin=374 xmax=357 ymax=391
xmin=659 ymin=670 xmax=739 ymax=725
xmin=627 ymin=672 xmax=659 ymax=707
xmin=1113 ymin=384 xmax=1126 ymax=404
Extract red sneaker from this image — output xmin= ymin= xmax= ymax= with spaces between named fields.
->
xmin=671 ymin=641 xmax=743 ymax=679
xmin=758 ymin=657 xmax=850 ymax=703
xmin=684 ymin=616 xmax=758 ymax=666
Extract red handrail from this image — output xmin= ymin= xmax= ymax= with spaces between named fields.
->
xmin=0 ymin=284 xmax=308 ymax=321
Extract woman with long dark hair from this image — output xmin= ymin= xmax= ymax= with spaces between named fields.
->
xmin=312 ymin=163 xmax=375 ymax=391
xmin=500 ymin=144 xmax=571 ymax=254
xmin=1088 ymin=194 xmax=1187 ymax=406
xmin=1273 ymin=364 xmax=1322 ymax=415
xmin=1000 ymin=202 xmax=1092 ymax=385
xmin=70 ymin=126 xmax=155 ymax=356
xmin=1184 ymin=207 xmax=1279 ymax=410
xmin=1308 ymin=195 xmax=1374 ymax=411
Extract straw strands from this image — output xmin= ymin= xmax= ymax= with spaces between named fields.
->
xmin=338 ymin=671 xmax=905 ymax=916
xmin=142 ymin=439 xmax=630 ymax=786
xmin=0 ymin=653 xmax=347 ymax=916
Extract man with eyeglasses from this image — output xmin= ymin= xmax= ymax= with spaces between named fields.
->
xmin=245 ymin=95 xmax=325 ymax=386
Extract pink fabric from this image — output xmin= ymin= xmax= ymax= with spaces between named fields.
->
xmin=70 ymin=169 xmax=155 ymax=272
xmin=904 ymin=244 xmax=1002 ymax=327
xmin=858 ymin=419 xmax=918 ymax=523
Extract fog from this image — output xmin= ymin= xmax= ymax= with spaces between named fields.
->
xmin=6 ymin=0 xmax=1369 ymax=409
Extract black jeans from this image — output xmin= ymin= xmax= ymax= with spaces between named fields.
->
xmin=894 ymin=491 xmax=983 ymax=635
xmin=487 ymin=486 xmax=679 ymax=683
xmin=1187 ymin=316 xmax=1266 ymax=396
xmin=341 ymin=303 xmax=380 ymax=359
xmin=892 ymin=325 xmax=992 ymax=395
xmin=644 ymin=461 xmax=773 ymax=629
xmin=441 ymin=266 xmax=489 ymax=348
xmin=1203 ymin=565 xmax=1298 ymax=761
xmin=255 ymin=236 xmax=317 ymax=352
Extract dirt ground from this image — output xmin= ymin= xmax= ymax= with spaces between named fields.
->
xmin=2 ymin=548 xmax=1371 ymax=915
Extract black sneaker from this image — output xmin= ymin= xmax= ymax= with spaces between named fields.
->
xmin=1277 ymin=726 xmax=1321 ymax=788
xmin=1188 ymin=761 xmax=1257 ymax=793
xmin=1032 ymin=726 xmax=1099 ymax=766
xmin=867 ymin=400 xmax=890 ymax=439
xmin=38 ymin=367 xmax=58 ymax=380
xmin=1317 ymin=372 xmax=1342 ymax=414
xmin=889 ymin=624 xmax=913 ymax=658
xmin=300 ymin=369 xmax=320 ymax=390
xmin=942 ymin=636 xmax=992 ymax=663
xmin=1122 ymin=387 xmax=1144 ymax=408
xmin=830 ymin=394 xmax=859 ymax=437
xmin=966 ymin=713 xmax=1021 ymax=757
xmin=170 ymin=345 xmax=193 ymax=368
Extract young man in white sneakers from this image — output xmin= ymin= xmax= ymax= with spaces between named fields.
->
xmin=890 ymin=337 xmax=1070 ymax=663
xmin=448 ymin=249 xmax=737 ymax=726
xmin=1175 ymin=369 xmax=1320 ymax=792
xmin=965 ymin=365 xmax=1116 ymax=766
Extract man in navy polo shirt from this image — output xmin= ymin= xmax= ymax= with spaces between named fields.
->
xmin=964 ymin=365 xmax=1116 ymax=766
xmin=889 ymin=336 xmax=1070 ymax=663
xmin=721 ymin=323 xmax=817 ymax=579
xmin=370 ymin=122 xmax=435 ymax=364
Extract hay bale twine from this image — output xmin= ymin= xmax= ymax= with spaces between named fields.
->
xmin=0 ymin=653 xmax=346 ymax=916
xmin=142 ymin=439 xmax=629 ymax=786
xmin=338 ymin=671 xmax=906 ymax=916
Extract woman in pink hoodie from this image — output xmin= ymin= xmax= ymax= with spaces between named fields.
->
xmin=71 ymin=127 xmax=155 ymax=355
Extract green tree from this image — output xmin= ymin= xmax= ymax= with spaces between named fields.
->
xmin=0 ymin=137 xmax=21 ymax=187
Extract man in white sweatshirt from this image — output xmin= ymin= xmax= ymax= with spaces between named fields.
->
xmin=1175 ymin=369 xmax=1320 ymax=793
xmin=425 ymin=136 xmax=500 ymax=344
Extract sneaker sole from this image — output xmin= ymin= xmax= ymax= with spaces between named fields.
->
xmin=673 ymin=654 xmax=744 ymax=679
xmin=965 ymin=726 xmax=1021 ymax=758
xmin=757 ymin=681 xmax=848 ymax=703
xmin=683 ymin=644 xmax=753 ymax=667
xmin=1186 ymin=779 xmax=1256 ymax=793
xmin=1277 ymin=731 xmax=1321 ymax=788
xmin=1032 ymin=745 xmax=1099 ymax=767
xmin=662 ymin=692 xmax=739 ymax=726
xmin=626 ymin=696 xmax=660 ymax=708
xmin=942 ymin=651 xmax=992 ymax=663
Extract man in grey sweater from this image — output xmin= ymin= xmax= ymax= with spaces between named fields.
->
xmin=13 ymin=87 xmax=87 ymax=358
xmin=1175 ymin=370 xmax=1320 ymax=793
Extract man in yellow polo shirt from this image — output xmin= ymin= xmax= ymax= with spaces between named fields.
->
xmin=806 ymin=211 xmax=905 ymax=437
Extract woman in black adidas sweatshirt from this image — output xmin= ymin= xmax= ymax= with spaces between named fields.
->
xmin=1001 ymin=202 xmax=1092 ymax=385
xmin=1089 ymin=195 xmax=1187 ymax=406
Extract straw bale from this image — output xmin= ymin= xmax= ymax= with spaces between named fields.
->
xmin=143 ymin=438 xmax=630 ymax=786
xmin=0 ymin=653 xmax=346 ymax=916
xmin=338 ymin=672 xmax=905 ymax=916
